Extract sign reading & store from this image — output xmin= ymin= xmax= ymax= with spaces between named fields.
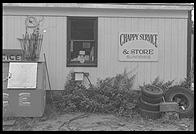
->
xmin=119 ymin=33 xmax=158 ymax=61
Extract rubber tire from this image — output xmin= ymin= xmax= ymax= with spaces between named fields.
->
xmin=138 ymin=97 xmax=160 ymax=111
xmin=142 ymin=93 xmax=163 ymax=104
xmin=164 ymin=86 xmax=194 ymax=118
xmin=139 ymin=108 xmax=161 ymax=120
xmin=141 ymin=85 xmax=163 ymax=98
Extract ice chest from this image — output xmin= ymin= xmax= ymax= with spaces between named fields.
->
xmin=3 ymin=62 xmax=46 ymax=117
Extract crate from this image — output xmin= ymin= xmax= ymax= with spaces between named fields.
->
xmin=159 ymin=102 xmax=179 ymax=112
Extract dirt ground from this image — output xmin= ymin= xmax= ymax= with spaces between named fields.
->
xmin=3 ymin=112 xmax=194 ymax=131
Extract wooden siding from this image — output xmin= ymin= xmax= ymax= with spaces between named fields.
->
xmin=3 ymin=15 xmax=187 ymax=90
xmin=97 ymin=17 xmax=187 ymax=87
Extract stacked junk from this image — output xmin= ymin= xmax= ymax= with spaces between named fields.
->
xmin=137 ymin=85 xmax=194 ymax=120
xmin=138 ymin=85 xmax=164 ymax=120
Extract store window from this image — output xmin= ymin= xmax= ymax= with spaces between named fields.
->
xmin=67 ymin=17 xmax=98 ymax=67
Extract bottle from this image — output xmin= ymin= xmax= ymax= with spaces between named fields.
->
xmin=90 ymin=46 xmax=94 ymax=62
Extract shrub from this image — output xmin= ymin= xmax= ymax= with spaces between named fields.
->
xmin=140 ymin=77 xmax=174 ymax=93
xmin=139 ymin=74 xmax=193 ymax=94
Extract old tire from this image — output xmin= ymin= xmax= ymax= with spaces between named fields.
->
xmin=139 ymin=108 xmax=161 ymax=120
xmin=138 ymin=97 xmax=160 ymax=111
xmin=142 ymin=94 xmax=163 ymax=104
xmin=164 ymin=86 xmax=194 ymax=118
xmin=141 ymin=85 xmax=163 ymax=98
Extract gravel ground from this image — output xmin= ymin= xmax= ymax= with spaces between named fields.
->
xmin=3 ymin=112 xmax=194 ymax=131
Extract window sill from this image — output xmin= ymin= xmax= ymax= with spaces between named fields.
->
xmin=67 ymin=63 xmax=97 ymax=67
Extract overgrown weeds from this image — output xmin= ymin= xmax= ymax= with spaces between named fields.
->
xmin=47 ymin=71 xmax=193 ymax=119
xmin=139 ymin=74 xmax=193 ymax=94
xmin=139 ymin=77 xmax=175 ymax=93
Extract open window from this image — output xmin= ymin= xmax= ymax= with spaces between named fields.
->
xmin=67 ymin=17 xmax=98 ymax=67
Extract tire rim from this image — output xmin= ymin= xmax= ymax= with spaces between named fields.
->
xmin=172 ymin=94 xmax=189 ymax=111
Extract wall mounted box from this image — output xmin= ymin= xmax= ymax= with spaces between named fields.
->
xmin=71 ymin=72 xmax=89 ymax=81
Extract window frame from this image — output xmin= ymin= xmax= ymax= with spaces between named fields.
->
xmin=67 ymin=16 xmax=98 ymax=67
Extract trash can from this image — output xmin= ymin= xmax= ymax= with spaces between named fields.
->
xmin=3 ymin=61 xmax=46 ymax=117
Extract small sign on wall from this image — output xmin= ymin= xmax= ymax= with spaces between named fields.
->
xmin=119 ymin=33 xmax=158 ymax=61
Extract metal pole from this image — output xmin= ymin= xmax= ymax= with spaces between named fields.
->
xmin=43 ymin=53 xmax=54 ymax=105
xmin=44 ymin=53 xmax=52 ymax=90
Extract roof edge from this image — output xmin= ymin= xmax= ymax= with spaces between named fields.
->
xmin=3 ymin=3 xmax=194 ymax=11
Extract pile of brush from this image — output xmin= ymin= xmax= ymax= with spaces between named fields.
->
xmin=50 ymin=70 xmax=140 ymax=116
xmin=17 ymin=31 xmax=43 ymax=61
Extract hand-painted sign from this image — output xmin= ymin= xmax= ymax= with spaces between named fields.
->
xmin=119 ymin=33 xmax=158 ymax=61
xmin=3 ymin=49 xmax=23 ymax=61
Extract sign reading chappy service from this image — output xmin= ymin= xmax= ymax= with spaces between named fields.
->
xmin=119 ymin=33 xmax=158 ymax=61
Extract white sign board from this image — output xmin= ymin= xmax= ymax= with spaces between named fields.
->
xmin=7 ymin=62 xmax=37 ymax=88
xmin=119 ymin=33 xmax=158 ymax=61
